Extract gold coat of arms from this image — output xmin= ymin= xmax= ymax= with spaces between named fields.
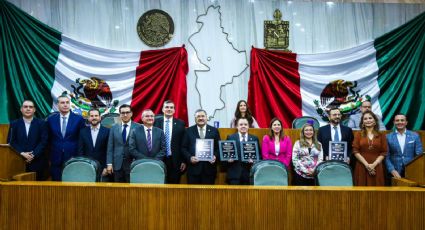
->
xmin=264 ymin=9 xmax=290 ymax=51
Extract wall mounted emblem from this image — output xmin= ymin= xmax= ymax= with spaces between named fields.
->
xmin=137 ymin=9 xmax=174 ymax=47
xmin=264 ymin=9 xmax=290 ymax=51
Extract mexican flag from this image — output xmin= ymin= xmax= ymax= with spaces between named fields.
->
xmin=249 ymin=11 xmax=425 ymax=130
xmin=1 ymin=0 xmax=189 ymax=124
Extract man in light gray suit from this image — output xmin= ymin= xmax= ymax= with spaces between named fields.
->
xmin=385 ymin=113 xmax=423 ymax=178
xmin=129 ymin=109 xmax=166 ymax=161
xmin=347 ymin=100 xmax=386 ymax=130
xmin=106 ymin=104 xmax=140 ymax=182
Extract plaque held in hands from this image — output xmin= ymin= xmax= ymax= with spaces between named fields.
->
xmin=219 ymin=140 xmax=238 ymax=161
xmin=329 ymin=141 xmax=348 ymax=162
xmin=241 ymin=141 xmax=259 ymax=162
xmin=195 ymin=139 xmax=214 ymax=161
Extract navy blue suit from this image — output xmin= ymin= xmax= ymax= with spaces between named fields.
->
xmin=181 ymin=125 xmax=220 ymax=184
xmin=225 ymin=133 xmax=260 ymax=185
xmin=46 ymin=112 xmax=85 ymax=181
xmin=317 ymin=124 xmax=354 ymax=163
xmin=8 ymin=118 xmax=48 ymax=180
xmin=78 ymin=125 xmax=110 ymax=168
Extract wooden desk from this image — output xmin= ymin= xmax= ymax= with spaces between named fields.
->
xmin=1 ymin=182 xmax=424 ymax=230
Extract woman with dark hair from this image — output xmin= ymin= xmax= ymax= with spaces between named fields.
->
xmin=292 ymin=123 xmax=323 ymax=185
xmin=353 ymin=111 xmax=387 ymax=186
xmin=230 ymin=100 xmax=259 ymax=128
xmin=261 ymin=118 xmax=292 ymax=169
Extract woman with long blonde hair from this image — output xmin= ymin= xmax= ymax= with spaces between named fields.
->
xmin=292 ymin=122 xmax=323 ymax=185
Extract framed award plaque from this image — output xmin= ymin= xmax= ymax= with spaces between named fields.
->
xmin=219 ymin=140 xmax=238 ymax=161
xmin=240 ymin=141 xmax=259 ymax=162
xmin=329 ymin=141 xmax=348 ymax=162
xmin=195 ymin=139 xmax=214 ymax=161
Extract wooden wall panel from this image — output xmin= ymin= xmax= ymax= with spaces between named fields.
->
xmin=1 ymin=182 xmax=424 ymax=230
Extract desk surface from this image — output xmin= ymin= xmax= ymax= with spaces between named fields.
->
xmin=1 ymin=182 xmax=424 ymax=230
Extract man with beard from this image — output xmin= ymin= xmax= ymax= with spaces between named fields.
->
xmin=46 ymin=96 xmax=85 ymax=181
xmin=7 ymin=100 xmax=48 ymax=180
xmin=318 ymin=107 xmax=354 ymax=164
xmin=182 ymin=109 xmax=220 ymax=184
xmin=153 ymin=100 xmax=186 ymax=184
xmin=78 ymin=108 xmax=110 ymax=181
xmin=225 ymin=117 xmax=260 ymax=185
xmin=385 ymin=113 xmax=423 ymax=178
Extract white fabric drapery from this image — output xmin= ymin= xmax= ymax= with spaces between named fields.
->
xmin=8 ymin=0 xmax=425 ymax=126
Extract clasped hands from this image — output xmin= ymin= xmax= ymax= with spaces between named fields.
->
xmin=21 ymin=152 xmax=34 ymax=163
xmin=364 ymin=163 xmax=376 ymax=176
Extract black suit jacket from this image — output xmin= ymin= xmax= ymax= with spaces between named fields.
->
xmin=181 ymin=125 xmax=220 ymax=176
xmin=225 ymin=133 xmax=260 ymax=181
xmin=317 ymin=124 xmax=354 ymax=160
xmin=154 ymin=116 xmax=186 ymax=168
xmin=8 ymin=118 xmax=48 ymax=172
xmin=78 ymin=125 xmax=110 ymax=168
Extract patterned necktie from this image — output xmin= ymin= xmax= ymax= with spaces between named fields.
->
xmin=199 ymin=127 xmax=205 ymax=139
xmin=61 ymin=116 xmax=67 ymax=138
xmin=122 ymin=124 xmax=128 ymax=144
xmin=147 ymin=128 xmax=152 ymax=152
xmin=333 ymin=126 xmax=340 ymax=142
xmin=165 ymin=119 xmax=171 ymax=156
xmin=242 ymin=134 xmax=246 ymax=142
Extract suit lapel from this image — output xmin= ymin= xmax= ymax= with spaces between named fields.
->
xmin=17 ymin=119 xmax=27 ymax=139
xmin=403 ymin=131 xmax=412 ymax=154
xmin=392 ymin=133 xmax=403 ymax=154
xmin=194 ymin=126 xmax=200 ymax=139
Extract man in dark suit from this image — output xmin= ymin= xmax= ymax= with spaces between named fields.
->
xmin=106 ymin=104 xmax=140 ymax=182
xmin=153 ymin=100 xmax=186 ymax=184
xmin=46 ymin=96 xmax=85 ymax=181
xmin=225 ymin=117 xmax=260 ymax=185
xmin=317 ymin=107 xmax=354 ymax=165
xmin=78 ymin=108 xmax=110 ymax=181
xmin=129 ymin=109 xmax=165 ymax=161
xmin=7 ymin=100 xmax=48 ymax=180
xmin=182 ymin=109 xmax=220 ymax=184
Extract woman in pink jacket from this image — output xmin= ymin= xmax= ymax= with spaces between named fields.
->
xmin=261 ymin=118 xmax=292 ymax=169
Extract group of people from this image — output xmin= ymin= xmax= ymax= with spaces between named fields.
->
xmin=7 ymin=98 xmax=423 ymax=186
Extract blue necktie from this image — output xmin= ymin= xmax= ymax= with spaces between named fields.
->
xmin=165 ymin=120 xmax=171 ymax=156
xmin=61 ymin=116 xmax=67 ymax=138
xmin=122 ymin=124 xmax=128 ymax=144
xmin=147 ymin=128 xmax=152 ymax=152
xmin=333 ymin=126 xmax=340 ymax=142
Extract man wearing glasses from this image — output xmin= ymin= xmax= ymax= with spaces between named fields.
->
xmin=106 ymin=104 xmax=140 ymax=182
xmin=7 ymin=100 xmax=49 ymax=180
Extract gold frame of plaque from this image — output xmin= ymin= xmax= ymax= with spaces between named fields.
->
xmin=264 ymin=9 xmax=290 ymax=51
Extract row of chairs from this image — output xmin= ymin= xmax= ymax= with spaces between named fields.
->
xmin=62 ymin=157 xmax=353 ymax=186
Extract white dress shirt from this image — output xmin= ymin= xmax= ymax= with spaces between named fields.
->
xmin=396 ymin=130 xmax=406 ymax=154
xmin=91 ymin=125 xmax=100 ymax=147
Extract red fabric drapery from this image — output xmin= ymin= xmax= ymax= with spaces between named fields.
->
xmin=248 ymin=47 xmax=302 ymax=128
xmin=131 ymin=46 xmax=189 ymax=125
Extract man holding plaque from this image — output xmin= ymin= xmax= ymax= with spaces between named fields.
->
xmin=318 ymin=107 xmax=354 ymax=165
xmin=181 ymin=109 xmax=220 ymax=184
xmin=225 ymin=117 xmax=260 ymax=185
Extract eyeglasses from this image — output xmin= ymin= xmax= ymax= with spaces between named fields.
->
xmin=120 ymin=111 xmax=132 ymax=115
